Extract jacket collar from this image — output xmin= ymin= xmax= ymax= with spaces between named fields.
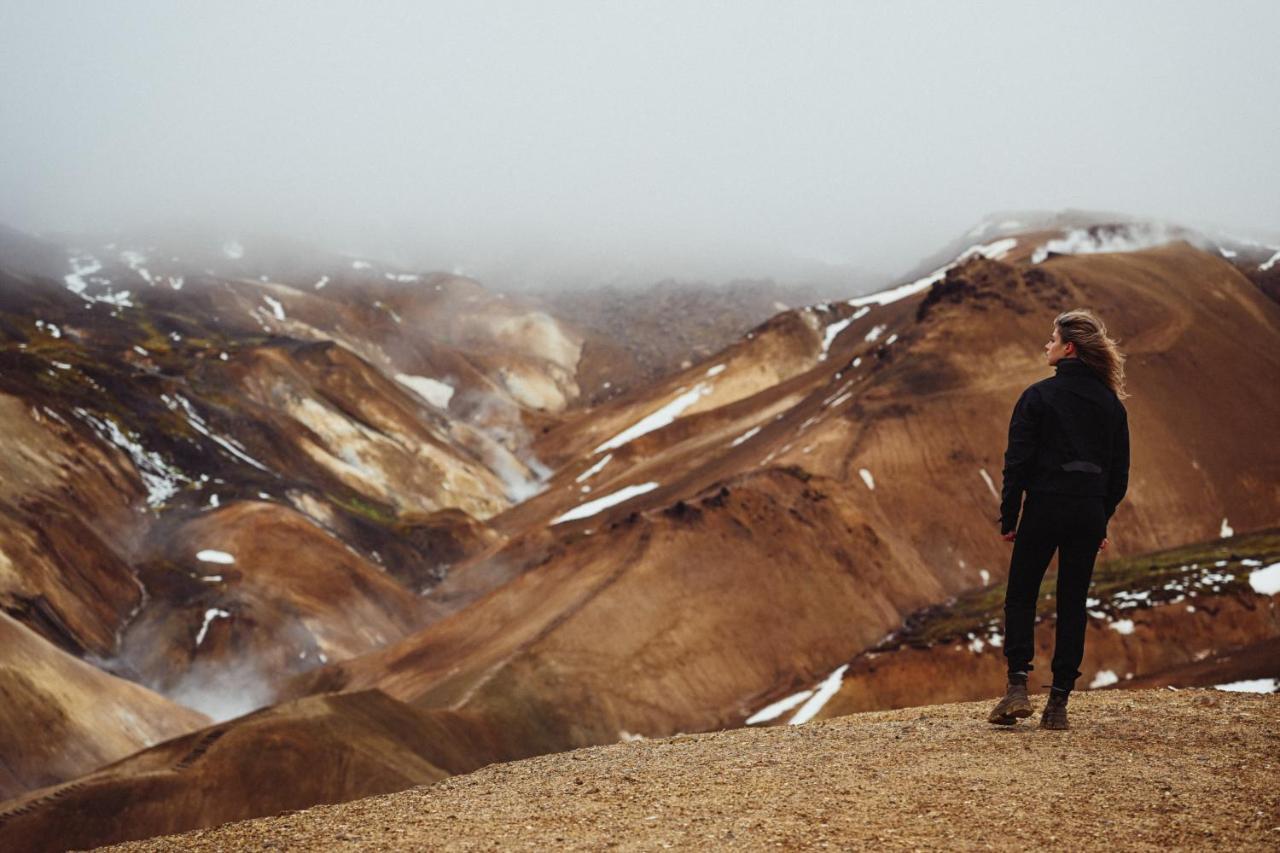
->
xmin=1054 ymin=357 xmax=1098 ymax=379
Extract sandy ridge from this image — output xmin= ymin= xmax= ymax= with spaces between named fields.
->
xmin=107 ymin=687 xmax=1278 ymax=851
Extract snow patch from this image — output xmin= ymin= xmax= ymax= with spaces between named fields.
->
xmin=194 ymin=608 xmax=231 ymax=646
xmin=1220 ymin=517 xmax=1234 ymax=538
xmin=1109 ymin=619 xmax=1135 ymax=635
xmin=594 ymin=384 xmax=712 ymax=452
xmin=847 ymin=238 xmax=1016 ymax=308
xmin=120 ymin=250 xmax=154 ymax=284
xmin=978 ymin=468 xmax=998 ymax=499
xmin=196 ymin=550 xmax=236 ymax=564
xmin=395 ymin=374 xmax=455 ymax=409
xmin=818 ymin=317 xmax=854 ymax=360
xmin=731 ymin=425 xmax=762 ymax=447
xmin=70 ymin=408 xmax=184 ymax=506
xmin=1247 ymin=561 xmax=1280 ymax=595
xmin=789 ymin=664 xmax=849 ymax=725
xmin=1089 ymin=670 xmax=1119 ymax=689
xmin=746 ymin=690 xmax=815 ymax=725
xmin=262 ymin=295 xmax=286 ymax=321
xmin=858 ymin=468 xmax=875 ymax=490
xmin=1214 ymin=678 xmax=1278 ymax=693
xmin=163 ymin=394 xmax=270 ymax=472
xmin=550 ymin=482 xmax=660 ymax=525
xmin=826 ymin=392 xmax=853 ymax=408
xmin=63 ymin=255 xmax=103 ymax=294
xmin=96 ymin=289 xmax=134 ymax=308
xmin=35 ymin=320 xmax=62 ymax=338
xmin=574 ymin=453 xmax=613 ymax=483
xmin=222 ymin=240 xmax=244 ymax=259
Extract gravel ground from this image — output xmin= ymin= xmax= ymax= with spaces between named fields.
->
xmin=105 ymin=687 xmax=1279 ymax=851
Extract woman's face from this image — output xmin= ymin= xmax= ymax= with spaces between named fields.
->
xmin=1045 ymin=325 xmax=1074 ymax=364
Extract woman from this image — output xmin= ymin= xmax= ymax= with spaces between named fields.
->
xmin=987 ymin=309 xmax=1130 ymax=730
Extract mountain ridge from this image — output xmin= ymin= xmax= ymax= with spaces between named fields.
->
xmin=89 ymin=687 xmax=1280 ymax=853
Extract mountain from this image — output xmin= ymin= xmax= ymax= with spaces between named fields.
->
xmin=1 ymin=216 xmax=1278 ymax=848
xmin=0 ymin=228 xmax=585 ymax=768
xmin=268 ymin=233 xmax=1279 ymax=759
xmin=525 ymin=276 xmax=865 ymax=404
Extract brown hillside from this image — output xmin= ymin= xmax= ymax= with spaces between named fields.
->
xmin=0 ymin=613 xmax=208 ymax=802
xmin=0 ymin=689 xmax=497 ymax=853
xmin=741 ymin=529 xmax=1280 ymax=724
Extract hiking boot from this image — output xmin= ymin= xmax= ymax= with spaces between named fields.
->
xmin=1040 ymin=688 xmax=1070 ymax=730
xmin=987 ymin=678 xmax=1032 ymax=725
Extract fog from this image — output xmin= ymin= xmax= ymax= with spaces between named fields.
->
xmin=2 ymin=1 xmax=1277 ymax=288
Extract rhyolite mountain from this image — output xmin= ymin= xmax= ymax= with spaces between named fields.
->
xmin=1 ymin=217 xmax=1277 ymax=851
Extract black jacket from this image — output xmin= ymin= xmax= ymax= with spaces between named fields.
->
xmin=999 ymin=357 xmax=1129 ymax=535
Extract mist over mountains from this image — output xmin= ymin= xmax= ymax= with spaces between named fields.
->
xmin=4 ymin=3 xmax=1278 ymax=288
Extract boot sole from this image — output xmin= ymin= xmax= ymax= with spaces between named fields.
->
xmin=987 ymin=705 xmax=1033 ymax=726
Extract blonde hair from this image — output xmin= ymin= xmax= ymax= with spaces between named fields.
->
xmin=1056 ymin=309 xmax=1129 ymax=399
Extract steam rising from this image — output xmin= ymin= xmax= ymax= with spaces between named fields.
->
xmin=456 ymin=388 xmax=552 ymax=502
xmin=167 ymin=658 xmax=277 ymax=723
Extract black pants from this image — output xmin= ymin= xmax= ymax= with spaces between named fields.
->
xmin=1002 ymin=491 xmax=1107 ymax=692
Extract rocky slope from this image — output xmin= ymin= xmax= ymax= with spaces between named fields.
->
xmin=86 ymin=688 xmax=1280 ymax=852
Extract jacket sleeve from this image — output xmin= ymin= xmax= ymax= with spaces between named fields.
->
xmin=999 ymin=385 xmax=1042 ymax=534
xmin=1104 ymin=402 xmax=1130 ymax=532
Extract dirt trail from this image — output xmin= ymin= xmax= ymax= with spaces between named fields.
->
xmin=106 ymin=688 xmax=1278 ymax=851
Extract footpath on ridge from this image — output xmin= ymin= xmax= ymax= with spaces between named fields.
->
xmin=110 ymin=687 xmax=1278 ymax=851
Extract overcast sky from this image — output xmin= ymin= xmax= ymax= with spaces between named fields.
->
xmin=1 ymin=1 xmax=1277 ymax=287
